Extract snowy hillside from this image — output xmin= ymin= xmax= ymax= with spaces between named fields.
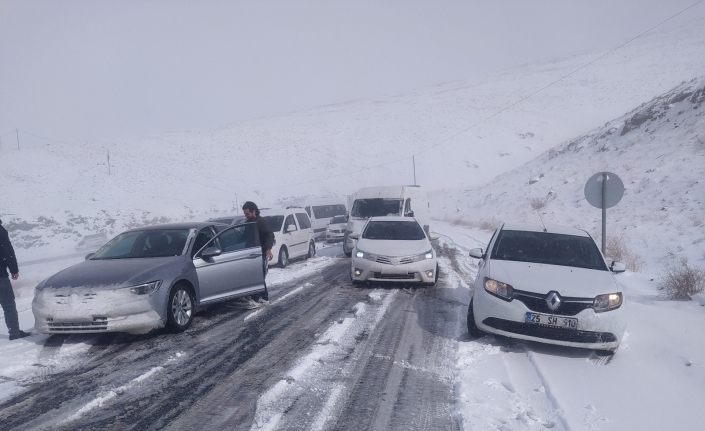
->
xmin=439 ymin=77 xmax=705 ymax=271
xmin=1 ymin=17 xmax=705 ymax=259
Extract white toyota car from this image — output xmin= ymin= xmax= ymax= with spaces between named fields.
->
xmin=466 ymin=223 xmax=626 ymax=353
xmin=350 ymin=216 xmax=438 ymax=285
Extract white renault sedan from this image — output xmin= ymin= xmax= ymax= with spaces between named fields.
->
xmin=351 ymin=216 xmax=438 ymax=285
xmin=467 ymin=223 xmax=626 ymax=352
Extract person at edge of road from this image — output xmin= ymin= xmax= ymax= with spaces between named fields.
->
xmin=0 ymin=219 xmax=31 ymax=340
xmin=241 ymin=201 xmax=274 ymax=306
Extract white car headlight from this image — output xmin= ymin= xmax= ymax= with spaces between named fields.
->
xmin=128 ymin=281 xmax=162 ymax=295
xmin=424 ymin=250 xmax=433 ymax=259
xmin=356 ymin=251 xmax=365 ymax=258
xmin=484 ymin=277 xmax=514 ymax=300
xmin=593 ymin=292 xmax=623 ymax=312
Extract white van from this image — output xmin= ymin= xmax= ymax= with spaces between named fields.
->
xmin=343 ymin=185 xmax=430 ymax=256
xmin=260 ymin=207 xmax=316 ymax=268
xmin=303 ymin=201 xmax=348 ymax=240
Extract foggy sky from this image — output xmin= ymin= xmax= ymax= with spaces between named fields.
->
xmin=1 ymin=0 xmax=703 ymax=143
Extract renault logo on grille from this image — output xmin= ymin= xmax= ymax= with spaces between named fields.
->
xmin=546 ymin=291 xmax=561 ymax=311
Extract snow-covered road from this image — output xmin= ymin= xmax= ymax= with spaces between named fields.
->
xmin=1 ymin=230 xmax=704 ymax=431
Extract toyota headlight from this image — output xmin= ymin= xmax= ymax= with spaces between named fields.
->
xmin=484 ymin=278 xmax=514 ymax=301
xmin=355 ymin=250 xmax=365 ymax=258
xmin=422 ymin=250 xmax=433 ymax=260
xmin=128 ymin=281 xmax=162 ymax=295
xmin=593 ymin=292 xmax=622 ymax=312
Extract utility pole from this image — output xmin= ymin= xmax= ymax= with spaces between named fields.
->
xmin=16 ymin=129 xmax=20 ymax=150
xmin=107 ymin=149 xmax=111 ymax=176
xmin=412 ymin=155 xmax=417 ymax=186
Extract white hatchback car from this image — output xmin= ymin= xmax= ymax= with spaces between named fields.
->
xmin=467 ymin=223 xmax=626 ymax=352
xmin=260 ymin=208 xmax=316 ymax=268
xmin=326 ymin=215 xmax=348 ymax=242
xmin=351 ymin=216 xmax=438 ymax=285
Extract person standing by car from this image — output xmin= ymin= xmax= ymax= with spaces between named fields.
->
xmin=241 ymin=201 xmax=274 ymax=307
xmin=0 ymin=219 xmax=30 ymax=340
xmin=242 ymin=201 xmax=274 ymax=263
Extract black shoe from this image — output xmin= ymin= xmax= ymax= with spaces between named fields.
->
xmin=9 ymin=330 xmax=31 ymax=340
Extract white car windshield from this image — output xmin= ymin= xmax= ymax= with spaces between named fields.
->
xmin=491 ymin=230 xmax=607 ymax=271
xmin=362 ymin=221 xmax=426 ymax=240
xmin=91 ymin=229 xmax=190 ymax=259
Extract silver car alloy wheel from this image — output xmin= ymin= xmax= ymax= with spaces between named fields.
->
xmin=172 ymin=289 xmax=193 ymax=327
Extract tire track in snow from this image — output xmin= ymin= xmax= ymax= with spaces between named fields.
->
xmin=0 ymin=258 xmax=353 ymax=430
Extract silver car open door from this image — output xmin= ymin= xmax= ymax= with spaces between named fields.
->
xmin=195 ymin=223 xmax=265 ymax=304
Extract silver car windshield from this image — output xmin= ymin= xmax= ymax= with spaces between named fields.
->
xmin=491 ymin=230 xmax=608 ymax=271
xmin=91 ymin=229 xmax=190 ymax=259
xmin=362 ymin=221 xmax=425 ymax=240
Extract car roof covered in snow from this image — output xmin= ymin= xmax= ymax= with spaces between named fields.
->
xmin=260 ymin=208 xmax=302 ymax=216
xmin=128 ymin=222 xmax=217 ymax=232
xmin=501 ymin=222 xmax=590 ymax=237
xmin=367 ymin=216 xmax=419 ymax=223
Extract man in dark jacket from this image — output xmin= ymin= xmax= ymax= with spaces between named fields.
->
xmin=0 ymin=219 xmax=30 ymax=340
xmin=241 ymin=202 xmax=274 ymax=305
xmin=242 ymin=201 xmax=274 ymax=262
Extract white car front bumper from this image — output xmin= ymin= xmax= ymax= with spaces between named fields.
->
xmin=472 ymin=288 xmax=626 ymax=350
xmin=351 ymin=256 xmax=437 ymax=284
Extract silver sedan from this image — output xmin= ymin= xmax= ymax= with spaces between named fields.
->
xmin=33 ymin=222 xmax=267 ymax=334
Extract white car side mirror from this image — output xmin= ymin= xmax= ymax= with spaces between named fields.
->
xmin=469 ymin=248 xmax=484 ymax=259
xmin=349 ymin=233 xmax=359 ymax=240
xmin=285 ymin=224 xmax=297 ymax=233
xmin=610 ymin=261 xmax=626 ymax=273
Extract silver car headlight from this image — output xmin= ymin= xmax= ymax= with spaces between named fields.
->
xmin=127 ymin=281 xmax=162 ymax=295
xmin=484 ymin=277 xmax=514 ymax=301
xmin=593 ymin=292 xmax=623 ymax=312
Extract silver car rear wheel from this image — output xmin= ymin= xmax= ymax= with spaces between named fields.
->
xmin=167 ymin=284 xmax=195 ymax=332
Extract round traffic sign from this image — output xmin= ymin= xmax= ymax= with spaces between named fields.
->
xmin=584 ymin=172 xmax=624 ymax=209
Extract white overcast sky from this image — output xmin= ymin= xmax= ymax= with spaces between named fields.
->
xmin=1 ymin=0 xmax=704 ymax=142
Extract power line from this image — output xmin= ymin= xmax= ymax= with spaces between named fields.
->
xmin=265 ymin=0 xmax=705 ymax=191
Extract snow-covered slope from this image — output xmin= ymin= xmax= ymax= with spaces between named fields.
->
xmin=439 ymin=77 xmax=705 ymax=272
xmin=1 ymin=17 xmax=704 ymax=260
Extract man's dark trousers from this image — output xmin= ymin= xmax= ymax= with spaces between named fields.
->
xmin=0 ymin=278 xmax=20 ymax=335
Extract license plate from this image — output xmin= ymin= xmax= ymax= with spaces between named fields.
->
xmin=525 ymin=312 xmax=578 ymax=330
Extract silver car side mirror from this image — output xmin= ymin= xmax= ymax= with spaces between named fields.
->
xmin=200 ymin=247 xmax=222 ymax=259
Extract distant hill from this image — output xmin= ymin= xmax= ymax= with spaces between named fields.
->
xmin=438 ymin=77 xmax=705 ymax=272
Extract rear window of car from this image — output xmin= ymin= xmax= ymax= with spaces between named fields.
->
xmin=491 ymin=230 xmax=607 ymax=271
xmin=295 ymin=213 xmax=311 ymax=229
xmin=331 ymin=215 xmax=347 ymax=224
xmin=262 ymin=215 xmax=284 ymax=232
xmin=312 ymin=204 xmax=347 ymax=219
xmin=362 ymin=221 xmax=426 ymax=240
